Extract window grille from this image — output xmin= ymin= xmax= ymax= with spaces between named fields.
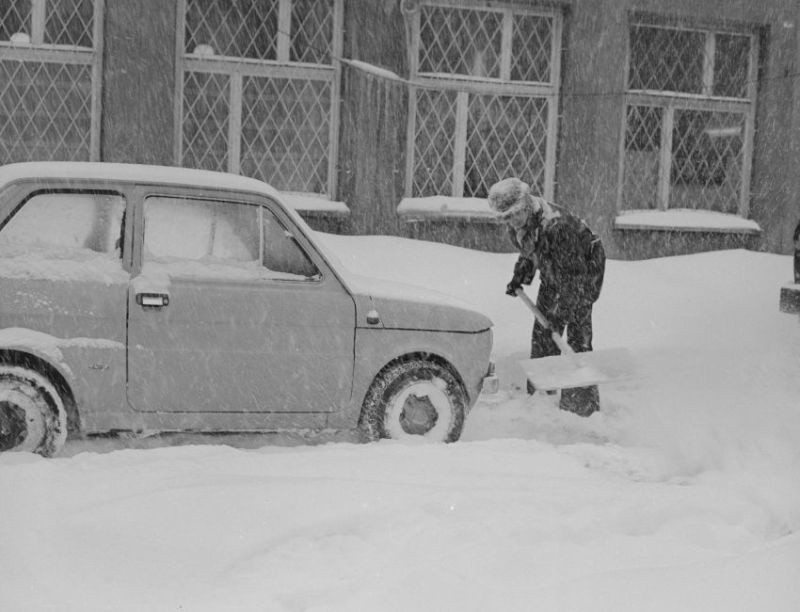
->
xmin=620 ymin=21 xmax=757 ymax=216
xmin=0 ymin=0 xmax=101 ymax=163
xmin=407 ymin=3 xmax=561 ymax=199
xmin=177 ymin=0 xmax=342 ymax=197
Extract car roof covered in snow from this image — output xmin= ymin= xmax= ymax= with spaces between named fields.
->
xmin=0 ymin=161 xmax=282 ymax=199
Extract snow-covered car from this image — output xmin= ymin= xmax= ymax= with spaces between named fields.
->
xmin=779 ymin=220 xmax=800 ymax=315
xmin=0 ymin=162 xmax=496 ymax=456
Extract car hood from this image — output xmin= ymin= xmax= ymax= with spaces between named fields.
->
xmin=343 ymin=273 xmax=492 ymax=333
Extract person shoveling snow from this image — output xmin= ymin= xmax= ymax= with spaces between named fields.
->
xmin=488 ymin=177 xmax=606 ymax=416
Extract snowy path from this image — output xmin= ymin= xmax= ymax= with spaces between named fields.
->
xmin=2 ymin=237 xmax=800 ymax=611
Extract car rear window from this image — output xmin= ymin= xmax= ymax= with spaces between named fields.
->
xmin=0 ymin=191 xmax=125 ymax=257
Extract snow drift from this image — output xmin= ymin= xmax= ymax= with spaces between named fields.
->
xmin=1 ymin=236 xmax=799 ymax=611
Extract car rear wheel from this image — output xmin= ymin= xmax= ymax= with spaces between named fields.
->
xmin=0 ymin=366 xmax=67 ymax=457
xmin=360 ymin=359 xmax=467 ymax=443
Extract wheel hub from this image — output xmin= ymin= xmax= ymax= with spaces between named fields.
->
xmin=399 ymin=393 xmax=439 ymax=435
xmin=0 ymin=401 xmax=27 ymax=451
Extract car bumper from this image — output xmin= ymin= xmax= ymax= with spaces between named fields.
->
xmin=480 ymin=360 xmax=500 ymax=395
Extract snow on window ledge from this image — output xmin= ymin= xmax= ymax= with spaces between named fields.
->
xmin=397 ymin=197 xmax=500 ymax=222
xmin=281 ymin=193 xmax=350 ymax=217
xmin=341 ymin=59 xmax=404 ymax=83
xmin=614 ymin=209 xmax=761 ymax=235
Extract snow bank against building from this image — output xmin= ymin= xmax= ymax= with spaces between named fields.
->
xmin=1 ymin=235 xmax=799 ymax=611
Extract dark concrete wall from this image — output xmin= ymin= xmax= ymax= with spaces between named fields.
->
xmin=792 ymin=5 xmax=800 ymax=254
xmin=343 ymin=0 xmax=407 ymax=77
xmin=337 ymin=64 xmax=407 ymax=236
xmin=555 ymin=0 xmax=628 ymax=251
xmin=101 ymin=0 xmax=176 ymax=165
xmin=338 ymin=0 xmax=408 ymax=236
xmin=403 ymin=219 xmax=512 ymax=252
xmin=613 ymin=229 xmax=760 ymax=260
xmin=782 ymin=1 xmax=800 ymax=254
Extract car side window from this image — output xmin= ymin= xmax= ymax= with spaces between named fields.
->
xmin=0 ymin=191 xmax=126 ymax=259
xmin=262 ymin=206 xmax=320 ymax=279
xmin=144 ymin=196 xmax=259 ymax=264
xmin=143 ymin=196 xmax=319 ymax=281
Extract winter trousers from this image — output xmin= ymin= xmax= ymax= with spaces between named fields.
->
xmin=529 ymin=283 xmax=600 ymax=416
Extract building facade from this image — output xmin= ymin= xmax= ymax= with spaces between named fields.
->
xmin=0 ymin=0 xmax=797 ymax=258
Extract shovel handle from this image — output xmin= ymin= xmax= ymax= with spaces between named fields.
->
xmin=514 ymin=288 xmax=575 ymax=356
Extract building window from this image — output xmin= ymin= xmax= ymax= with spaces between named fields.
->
xmin=620 ymin=20 xmax=757 ymax=215
xmin=406 ymin=2 xmax=561 ymax=199
xmin=177 ymin=0 xmax=343 ymax=197
xmin=0 ymin=0 xmax=102 ymax=163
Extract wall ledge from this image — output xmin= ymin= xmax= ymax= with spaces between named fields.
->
xmin=614 ymin=209 xmax=762 ymax=235
xmin=397 ymin=196 xmax=501 ymax=223
xmin=281 ymin=192 xmax=350 ymax=218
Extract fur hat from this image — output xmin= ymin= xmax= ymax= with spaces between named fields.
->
xmin=488 ymin=178 xmax=528 ymax=214
xmin=488 ymin=178 xmax=544 ymax=224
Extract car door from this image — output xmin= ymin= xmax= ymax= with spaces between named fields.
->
xmin=126 ymin=189 xmax=356 ymax=414
xmin=0 ymin=184 xmax=129 ymax=364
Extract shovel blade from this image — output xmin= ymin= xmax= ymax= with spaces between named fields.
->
xmin=518 ymin=347 xmax=636 ymax=391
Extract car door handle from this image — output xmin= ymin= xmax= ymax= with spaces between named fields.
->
xmin=136 ymin=292 xmax=170 ymax=308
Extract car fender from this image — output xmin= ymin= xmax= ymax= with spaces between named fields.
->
xmin=329 ymin=326 xmax=492 ymax=430
xmin=0 ymin=327 xmax=77 ymax=380
xmin=0 ymin=327 xmax=129 ymax=433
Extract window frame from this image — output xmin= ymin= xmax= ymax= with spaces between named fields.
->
xmin=0 ymin=0 xmax=104 ymax=162
xmin=617 ymin=17 xmax=759 ymax=217
xmin=173 ymin=0 xmax=344 ymax=198
xmin=404 ymin=0 xmax=562 ymax=200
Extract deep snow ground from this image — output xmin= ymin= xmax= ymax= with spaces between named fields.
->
xmin=2 ymin=236 xmax=799 ymax=611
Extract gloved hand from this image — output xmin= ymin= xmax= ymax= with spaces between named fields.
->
xmin=512 ymin=257 xmax=535 ymax=286
xmin=506 ymin=257 xmax=535 ymax=296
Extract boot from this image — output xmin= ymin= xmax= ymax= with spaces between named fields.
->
xmin=559 ymin=386 xmax=599 ymax=417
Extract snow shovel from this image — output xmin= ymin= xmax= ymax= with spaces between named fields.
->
xmin=515 ymin=288 xmax=636 ymax=391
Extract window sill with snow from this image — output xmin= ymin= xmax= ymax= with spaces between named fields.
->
xmin=397 ymin=197 xmax=501 ymax=223
xmin=281 ymin=193 xmax=350 ymax=219
xmin=614 ymin=209 xmax=762 ymax=235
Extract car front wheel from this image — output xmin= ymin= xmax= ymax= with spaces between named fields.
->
xmin=0 ymin=366 xmax=67 ymax=457
xmin=360 ymin=359 xmax=467 ymax=443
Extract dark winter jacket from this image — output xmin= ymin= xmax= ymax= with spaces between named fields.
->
xmin=509 ymin=211 xmax=605 ymax=311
